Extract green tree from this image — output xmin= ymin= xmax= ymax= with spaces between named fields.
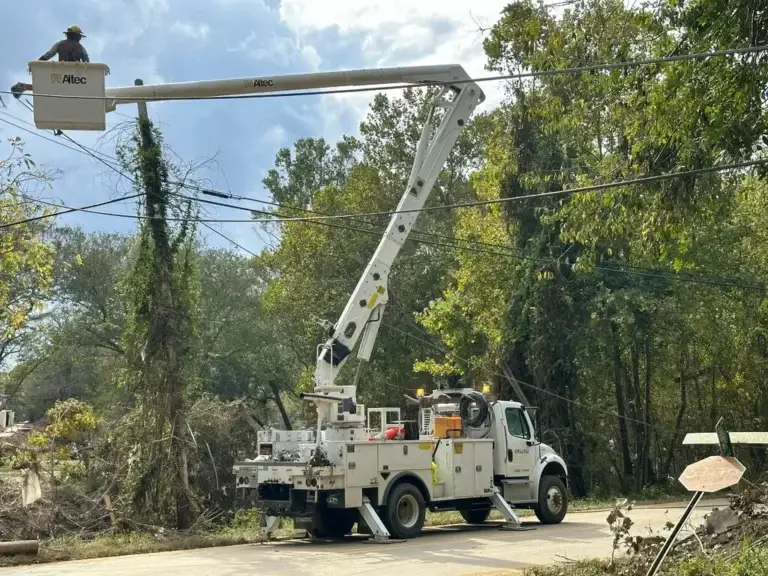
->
xmin=262 ymin=136 xmax=360 ymax=208
xmin=417 ymin=0 xmax=768 ymax=495
xmin=0 ymin=137 xmax=55 ymax=369
xmin=196 ymin=247 xmax=299 ymax=428
xmin=7 ymin=229 xmax=133 ymax=419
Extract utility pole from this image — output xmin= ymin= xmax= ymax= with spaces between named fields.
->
xmin=134 ymin=79 xmax=191 ymax=530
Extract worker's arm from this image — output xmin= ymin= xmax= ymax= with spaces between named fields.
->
xmin=38 ymin=41 xmax=60 ymax=61
xmin=80 ymin=45 xmax=90 ymax=63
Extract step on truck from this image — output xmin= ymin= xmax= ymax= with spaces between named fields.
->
xmin=232 ymin=63 xmax=569 ymax=541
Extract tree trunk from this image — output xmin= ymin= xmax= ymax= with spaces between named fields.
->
xmin=642 ymin=335 xmax=653 ymax=486
xmin=611 ymin=322 xmax=634 ymax=486
xmin=662 ymin=361 xmax=687 ymax=479
xmin=269 ymin=382 xmax=292 ymax=430
xmin=710 ymin=366 xmax=717 ymax=427
xmin=0 ymin=541 xmax=38 ymax=555
xmin=630 ymin=341 xmax=644 ymax=490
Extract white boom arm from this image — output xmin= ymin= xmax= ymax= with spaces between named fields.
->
xmin=16 ymin=61 xmax=484 ymax=428
xmin=309 ymin=78 xmax=484 ymax=428
xmin=16 ymin=62 xmax=480 ymax=132
xmin=103 ymin=65 xmax=476 ymax=110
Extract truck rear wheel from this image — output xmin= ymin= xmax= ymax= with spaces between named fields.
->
xmin=383 ymin=482 xmax=426 ymax=539
xmin=312 ymin=505 xmax=358 ymax=538
xmin=533 ymin=475 xmax=568 ymax=524
xmin=459 ymin=508 xmax=491 ymax=524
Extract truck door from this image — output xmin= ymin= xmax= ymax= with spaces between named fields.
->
xmin=504 ymin=406 xmax=535 ymax=478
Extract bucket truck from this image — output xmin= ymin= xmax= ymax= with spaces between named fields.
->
xmin=13 ymin=60 xmax=570 ymax=542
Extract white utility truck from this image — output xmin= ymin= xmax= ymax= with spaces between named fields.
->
xmin=13 ymin=60 xmax=569 ymax=542
xmin=234 ymin=390 xmax=569 ymax=540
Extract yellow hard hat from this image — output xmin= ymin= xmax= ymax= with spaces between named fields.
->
xmin=65 ymin=25 xmax=86 ymax=37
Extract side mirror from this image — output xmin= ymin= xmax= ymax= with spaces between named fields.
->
xmin=525 ymin=405 xmax=542 ymax=442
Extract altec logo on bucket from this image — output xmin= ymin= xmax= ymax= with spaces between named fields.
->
xmin=51 ymin=74 xmax=87 ymax=85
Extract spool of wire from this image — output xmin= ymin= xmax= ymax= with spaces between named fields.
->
xmin=459 ymin=390 xmax=490 ymax=428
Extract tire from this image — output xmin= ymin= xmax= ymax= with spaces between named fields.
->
xmin=311 ymin=505 xmax=358 ymax=538
xmin=533 ymin=475 xmax=568 ymax=524
xmin=459 ymin=508 xmax=491 ymax=524
xmin=382 ymin=482 xmax=426 ymax=539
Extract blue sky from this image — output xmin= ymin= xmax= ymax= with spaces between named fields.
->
xmin=1 ymin=0 xmax=507 ymax=255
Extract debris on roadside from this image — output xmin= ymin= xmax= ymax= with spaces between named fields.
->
xmin=528 ymin=484 xmax=768 ymax=576
xmin=614 ymin=483 xmax=768 ymax=575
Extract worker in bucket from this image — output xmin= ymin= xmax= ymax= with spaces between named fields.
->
xmin=38 ymin=26 xmax=90 ymax=63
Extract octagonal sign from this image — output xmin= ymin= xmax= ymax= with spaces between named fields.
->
xmin=679 ymin=456 xmax=745 ymax=493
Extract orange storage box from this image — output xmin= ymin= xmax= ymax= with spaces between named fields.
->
xmin=433 ymin=416 xmax=462 ymax=438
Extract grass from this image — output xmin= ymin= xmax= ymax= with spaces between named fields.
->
xmin=525 ymin=544 xmax=768 ymax=576
xmin=0 ymin=495 xmax=693 ymax=567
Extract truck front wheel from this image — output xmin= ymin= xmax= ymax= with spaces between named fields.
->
xmin=533 ymin=475 xmax=568 ymax=524
xmin=383 ymin=482 xmax=426 ymax=539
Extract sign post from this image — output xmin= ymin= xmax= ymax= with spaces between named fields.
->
xmin=645 ymin=419 xmax=768 ymax=576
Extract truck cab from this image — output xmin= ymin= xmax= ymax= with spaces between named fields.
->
xmin=488 ymin=401 xmax=568 ymax=525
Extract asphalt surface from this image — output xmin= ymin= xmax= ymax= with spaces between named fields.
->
xmin=0 ymin=501 xmax=727 ymax=576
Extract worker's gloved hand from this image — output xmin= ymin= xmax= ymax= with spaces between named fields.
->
xmin=105 ymin=66 xmax=111 ymax=76
xmin=10 ymin=83 xmax=24 ymax=99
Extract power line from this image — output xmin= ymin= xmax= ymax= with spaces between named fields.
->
xmin=200 ymin=222 xmax=258 ymax=258
xmin=1 ymin=110 xmax=251 ymax=254
xmin=4 ymin=98 xmax=763 ymax=290
xmin=15 ymin=184 xmax=764 ymax=290
xmin=197 ymin=190 xmax=764 ymax=290
xmin=174 ymin=158 xmax=768 ymax=224
xmin=0 ymin=192 xmax=144 ymax=230
xmin=1 ymin=106 xmax=575 ymax=252
xmin=0 ymin=114 xmax=97 ymax=156
xmin=170 ymin=190 xmax=765 ymax=288
xmin=6 ymin=105 xmax=766 ymax=242
xmin=26 ymin=145 xmax=753 ymax=228
xmin=0 ymin=106 xmax=603 ymax=182
xmin=3 ymin=45 xmax=765 ymax=103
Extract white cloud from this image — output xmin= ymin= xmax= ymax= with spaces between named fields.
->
xmin=214 ymin=0 xmax=270 ymax=8
xmin=300 ymin=45 xmax=322 ymax=72
xmin=261 ymin=125 xmax=288 ymax=149
xmin=278 ymin=0 xmax=508 ymax=137
xmin=86 ymin=0 xmax=171 ymax=50
xmin=170 ymin=21 xmax=211 ymax=40
xmin=229 ymin=32 xmax=321 ymax=71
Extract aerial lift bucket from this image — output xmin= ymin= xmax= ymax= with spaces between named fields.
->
xmin=27 ymin=61 xmax=108 ymax=131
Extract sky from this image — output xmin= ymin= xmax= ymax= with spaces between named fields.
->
xmin=1 ymin=0 xmax=510 ymax=255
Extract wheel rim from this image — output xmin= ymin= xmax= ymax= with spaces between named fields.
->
xmin=396 ymin=493 xmax=419 ymax=528
xmin=546 ymin=486 xmax=563 ymax=515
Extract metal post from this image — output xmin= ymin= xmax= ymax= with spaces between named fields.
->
xmin=490 ymin=486 xmax=533 ymax=531
xmin=134 ymin=79 xmax=148 ymax=120
xmin=357 ymin=497 xmax=392 ymax=543
xmin=645 ymin=491 xmax=704 ymax=576
xmin=715 ymin=417 xmax=734 ymax=457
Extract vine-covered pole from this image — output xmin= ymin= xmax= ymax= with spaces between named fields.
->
xmin=133 ymin=78 xmax=191 ymax=530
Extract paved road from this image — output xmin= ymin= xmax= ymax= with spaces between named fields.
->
xmin=0 ymin=501 xmax=726 ymax=576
